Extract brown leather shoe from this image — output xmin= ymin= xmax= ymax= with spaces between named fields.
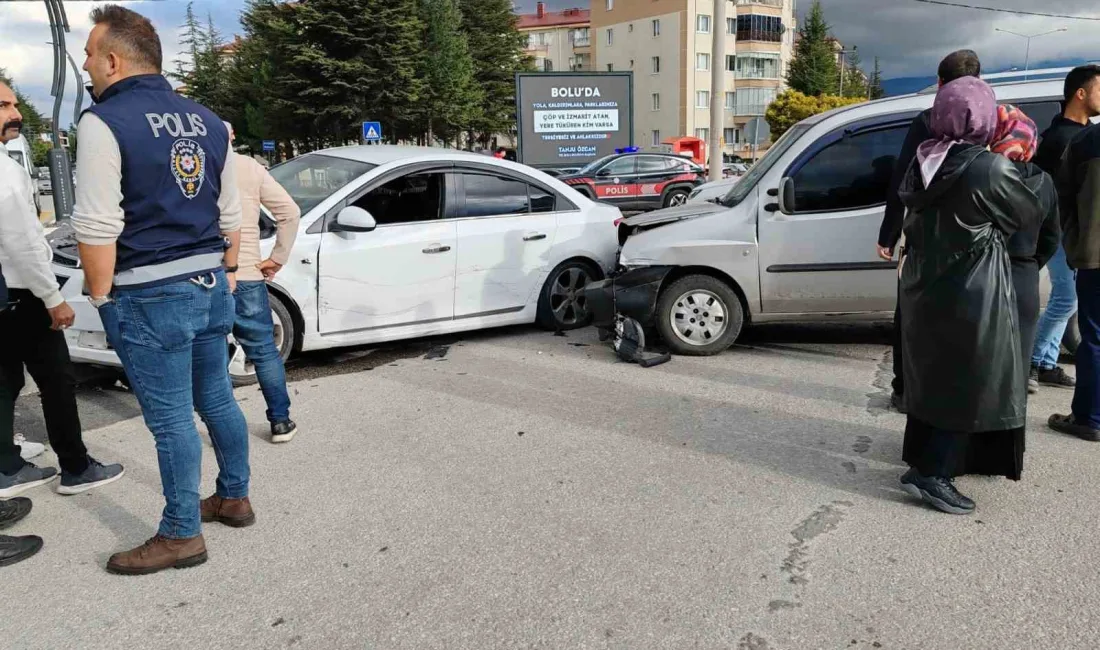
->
xmin=200 ymin=494 xmax=256 ymax=527
xmin=106 ymin=534 xmax=207 ymax=575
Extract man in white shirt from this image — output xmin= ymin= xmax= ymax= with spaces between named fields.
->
xmin=0 ymin=81 xmax=125 ymax=566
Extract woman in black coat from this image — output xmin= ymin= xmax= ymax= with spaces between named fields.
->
xmin=897 ymin=78 xmax=1046 ymax=515
xmin=990 ymin=105 xmax=1061 ymax=395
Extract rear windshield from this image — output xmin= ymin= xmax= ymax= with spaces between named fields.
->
xmin=721 ymin=123 xmax=810 ymax=207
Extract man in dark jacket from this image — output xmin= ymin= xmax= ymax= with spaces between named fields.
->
xmin=877 ymin=50 xmax=981 ymax=414
xmin=1049 ymin=77 xmax=1100 ymax=441
xmin=1029 ymin=65 xmax=1100 ymax=392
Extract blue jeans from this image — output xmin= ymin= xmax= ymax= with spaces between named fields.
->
xmin=233 ymin=281 xmax=291 ymax=423
xmin=99 ymin=271 xmax=249 ymax=539
xmin=1073 ymin=270 xmax=1100 ymax=429
xmin=1031 ymin=244 xmax=1077 ymax=369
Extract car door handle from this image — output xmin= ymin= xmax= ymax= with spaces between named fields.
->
xmin=523 ymin=233 xmax=547 ymax=242
xmin=422 ymin=245 xmax=452 ymax=254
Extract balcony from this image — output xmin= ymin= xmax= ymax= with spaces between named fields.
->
xmin=737 ymin=0 xmax=784 ymax=7
xmin=572 ymin=36 xmax=591 ymax=48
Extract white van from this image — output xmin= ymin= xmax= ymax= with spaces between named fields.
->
xmin=5 ymin=135 xmax=42 ymax=215
xmin=588 ymin=71 xmax=1088 ymax=356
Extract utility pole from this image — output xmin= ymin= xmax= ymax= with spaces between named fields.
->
xmin=707 ymin=0 xmax=727 ymax=183
xmin=43 ymin=0 xmax=76 ymax=220
xmin=994 ymin=27 xmax=1067 ymax=81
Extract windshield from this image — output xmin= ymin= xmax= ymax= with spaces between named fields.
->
xmin=269 ymin=153 xmax=376 ymax=214
xmin=720 ymin=123 xmax=811 ymax=207
xmin=578 ymin=154 xmax=617 ymax=175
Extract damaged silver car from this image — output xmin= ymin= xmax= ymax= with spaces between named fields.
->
xmin=585 ymin=72 xmax=1071 ymax=356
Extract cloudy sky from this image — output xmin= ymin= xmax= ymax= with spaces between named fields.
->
xmin=2 ymin=0 xmax=1097 ymax=127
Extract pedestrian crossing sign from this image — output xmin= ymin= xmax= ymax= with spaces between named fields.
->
xmin=362 ymin=121 xmax=382 ymax=142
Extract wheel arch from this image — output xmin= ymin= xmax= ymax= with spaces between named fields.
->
xmin=265 ymin=282 xmax=305 ymax=354
xmin=660 ymin=266 xmax=751 ymax=326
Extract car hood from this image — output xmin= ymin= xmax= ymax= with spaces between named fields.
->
xmin=621 ymin=201 xmax=727 ymax=229
xmin=46 ymin=221 xmax=81 ymax=267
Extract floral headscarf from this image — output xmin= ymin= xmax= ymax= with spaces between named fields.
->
xmin=917 ymin=77 xmax=998 ymax=186
xmin=990 ymin=104 xmax=1038 ymax=162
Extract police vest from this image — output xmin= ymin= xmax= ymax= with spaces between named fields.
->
xmin=85 ymin=74 xmax=229 ymax=288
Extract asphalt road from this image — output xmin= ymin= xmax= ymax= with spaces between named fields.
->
xmin=4 ymin=322 xmax=1095 ymax=650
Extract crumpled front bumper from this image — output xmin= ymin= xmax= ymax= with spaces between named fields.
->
xmin=581 ymin=266 xmax=674 ymax=329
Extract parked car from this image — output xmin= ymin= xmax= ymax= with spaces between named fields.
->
xmin=586 ymin=72 xmax=1086 ymax=356
xmin=51 ymin=146 xmax=622 ymax=384
xmin=5 ymin=135 xmax=41 ymax=215
xmin=37 ymin=175 xmax=52 ymax=194
xmin=556 ymin=152 xmax=706 ymax=211
xmin=689 ymin=176 xmax=742 ymax=204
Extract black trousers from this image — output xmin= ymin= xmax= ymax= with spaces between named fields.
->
xmin=0 ymin=289 xmax=88 ymax=475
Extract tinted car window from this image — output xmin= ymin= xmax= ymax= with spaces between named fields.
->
xmin=1015 ymin=101 xmax=1061 ymax=133
xmin=352 ymin=172 xmax=446 ymax=225
xmin=529 ymin=184 xmax=555 ymax=213
xmin=791 ymin=125 xmax=909 ymax=213
xmin=599 ymin=157 xmax=637 ymax=177
xmin=636 ymin=156 xmax=671 ymax=174
xmin=463 ymin=173 xmax=531 ymax=217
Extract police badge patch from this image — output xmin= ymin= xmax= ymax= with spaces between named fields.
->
xmin=170 ymin=139 xmax=207 ymax=199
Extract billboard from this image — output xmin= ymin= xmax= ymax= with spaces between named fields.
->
xmin=515 ymin=72 xmax=633 ymax=168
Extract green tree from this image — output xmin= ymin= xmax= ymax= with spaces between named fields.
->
xmin=419 ymin=0 xmax=482 ymax=146
xmin=868 ymin=57 xmax=886 ymax=100
xmin=785 ymin=0 xmax=839 ymax=97
xmin=766 ymin=89 xmax=863 ymax=138
xmin=171 ymin=3 xmax=231 ymax=115
xmin=459 ymin=0 xmax=532 ymax=146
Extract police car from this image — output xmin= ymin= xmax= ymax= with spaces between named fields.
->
xmin=556 ymin=149 xmax=706 ymax=211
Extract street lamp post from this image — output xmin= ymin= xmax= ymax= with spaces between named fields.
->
xmin=46 ymin=42 xmax=85 ymax=129
xmin=994 ymin=27 xmax=1068 ymax=81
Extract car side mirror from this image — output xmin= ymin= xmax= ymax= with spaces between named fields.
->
xmin=335 ymin=206 xmax=377 ymax=232
xmin=778 ymin=177 xmax=795 ymax=214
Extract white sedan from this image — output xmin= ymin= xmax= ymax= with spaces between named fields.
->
xmin=50 ymin=146 xmax=622 ymax=384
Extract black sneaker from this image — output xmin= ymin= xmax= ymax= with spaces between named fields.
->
xmin=0 ymin=497 xmax=32 ymax=531
xmin=271 ymin=420 xmax=298 ymax=444
xmin=57 ymin=457 xmax=125 ymax=496
xmin=1028 ymin=366 xmax=1039 ymax=395
xmin=1048 ymin=414 xmax=1100 ymax=442
xmin=900 ymin=468 xmax=975 ymax=514
xmin=891 ymin=392 xmax=907 ymax=414
xmin=0 ymin=535 xmax=43 ymax=567
xmin=0 ymin=463 xmax=58 ymax=499
xmin=1037 ymin=365 xmax=1075 ymax=388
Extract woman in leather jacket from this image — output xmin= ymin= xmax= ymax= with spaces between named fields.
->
xmin=990 ymin=105 xmax=1061 ymax=396
xmin=897 ymin=78 xmax=1046 ymax=515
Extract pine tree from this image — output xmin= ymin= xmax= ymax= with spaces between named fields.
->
xmin=419 ymin=0 xmax=482 ymax=146
xmin=171 ymin=3 xmax=229 ymax=114
xmin=785 ymin=0 xmax=839 ymax=97
xmin=868 ymin=57 xmax=886 ymax=100
xmin=459 ymin=0 xmax=532 ymax=146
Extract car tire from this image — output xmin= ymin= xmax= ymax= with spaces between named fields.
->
xmin=1062 ymin=312 xmax=1080 ymax=357
xmin=536 ymin=260 xmax=601 ymax=331
xmin=655 ymin=275 xmax=744 ymax=356
xmin=663 ymin=188 xmax=690 ymax=208
xmin=228 ymin=292 xmax=295 ymax=387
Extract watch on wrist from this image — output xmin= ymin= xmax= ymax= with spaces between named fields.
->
xmin=89 ymin=295 xmax=113 ymax=308
xmin=225 ymin=265 xmax=239 ymax=273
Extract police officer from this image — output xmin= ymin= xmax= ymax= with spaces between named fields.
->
xmin=73 ymin=5 xmax=251 ymax=575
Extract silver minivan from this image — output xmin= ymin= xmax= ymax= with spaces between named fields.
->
xmin=588 ymin=72 xmax=1086 ymax=355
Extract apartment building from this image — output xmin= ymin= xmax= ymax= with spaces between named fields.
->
xmin=591 ymin=0 xmax=795 ymax=159
xmin=517 ymin=4 xmax=593 ymax=73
